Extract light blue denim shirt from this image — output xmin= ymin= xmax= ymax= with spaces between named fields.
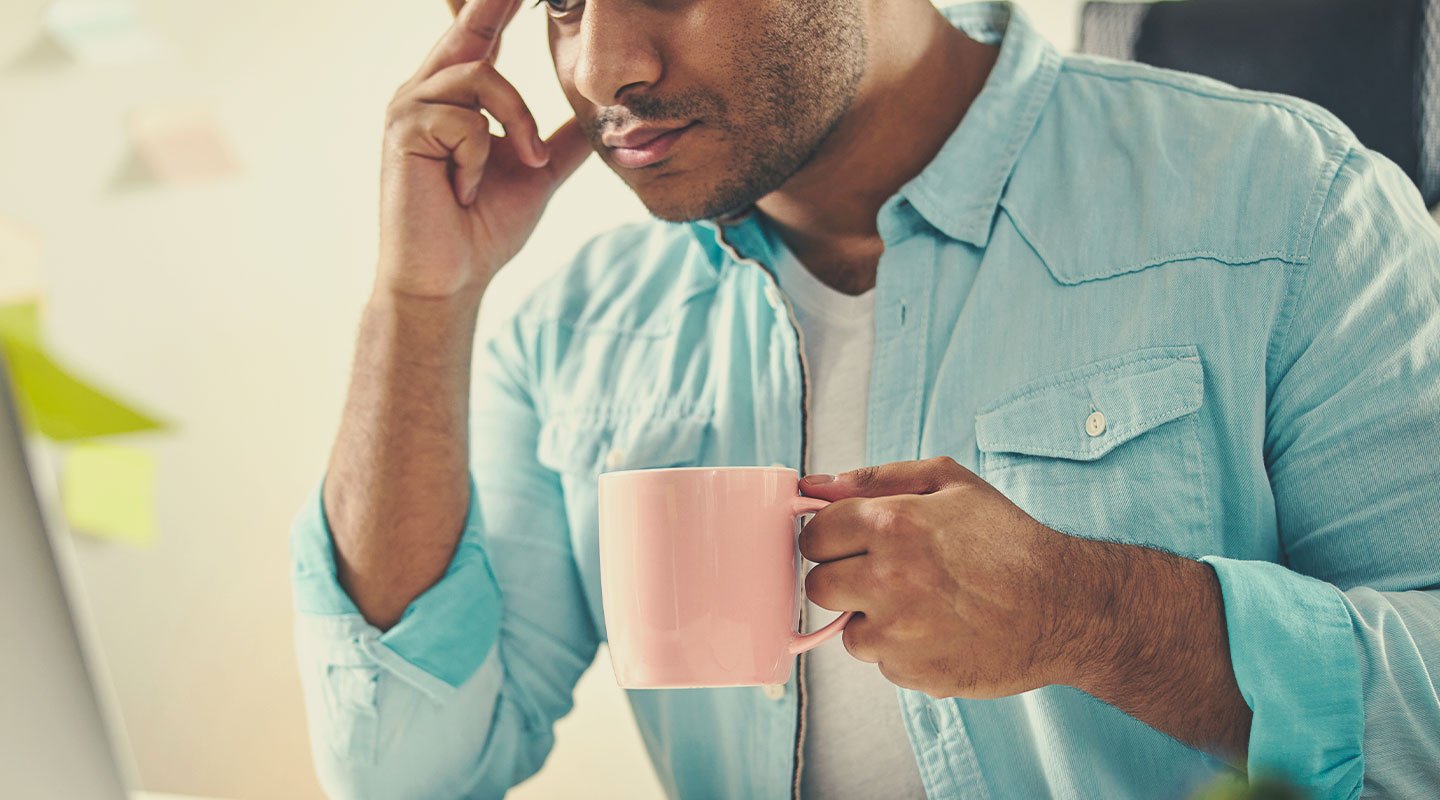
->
xmin=289 ymin=3 xmax=1440 ymax=797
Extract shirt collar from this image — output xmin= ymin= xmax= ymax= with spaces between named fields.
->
xmin=687 ymin=0 xmax=1062 ymax=266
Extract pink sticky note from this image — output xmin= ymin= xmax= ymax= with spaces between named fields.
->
xmin=125 ymin=102 xmax=242 ymax=185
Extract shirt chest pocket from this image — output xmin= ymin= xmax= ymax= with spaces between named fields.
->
xmin=534 ymin=410 xmax=713 ymax=637
xmin=973 ymin=346 xmax=1211 ymax=553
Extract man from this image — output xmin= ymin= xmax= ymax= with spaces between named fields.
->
xmin=289 ymin=0 xmax=1440 ymax=796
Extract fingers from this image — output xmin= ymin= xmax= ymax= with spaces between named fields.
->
xmin=390 ymin=103 xmax=494 ymax=205
xmin=409 ymin=59 xmax=548 ymax=167
xmin=800 ymin=455 xmax=971 ymax=500
xmin=798 ymin=499 xmax=869 ymax=563
xmin=540 ymin=116 xmax=594 ymax=187
xmin=414 ymin=0 xmax=522 ymax=84
xmin=804 ymin=557 xmax=873 ymax=614
xmin=447 ymin=112 xmax=493 ymax=206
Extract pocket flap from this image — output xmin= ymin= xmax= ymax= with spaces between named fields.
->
xmin=536 ymin=412 xmax=710 ymax=474
xmin=975 ymin=346 xmax=1204 ymax=461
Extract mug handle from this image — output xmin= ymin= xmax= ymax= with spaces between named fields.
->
xmin=786 ymin=495 xmax=855 ymax=655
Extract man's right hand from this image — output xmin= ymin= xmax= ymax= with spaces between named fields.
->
xmin=377 ymin=0 xmax=592 ymax=300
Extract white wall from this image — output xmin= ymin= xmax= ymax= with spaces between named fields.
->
xmin=0 ymin=1 xmax=1083 ymax=797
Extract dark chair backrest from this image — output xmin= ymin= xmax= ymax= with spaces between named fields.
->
xmin=1080 ymin=0 xmax=1440 ymax=208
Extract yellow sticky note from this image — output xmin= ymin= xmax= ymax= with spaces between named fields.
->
xmin=0 ymin=298 xmax=42 ymax=345
xmin=61 ymin=442 xmax=156 ymax=546
xmin=0 ymin=300 xmax=167 ymax=441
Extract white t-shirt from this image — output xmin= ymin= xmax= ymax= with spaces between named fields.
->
xmin=767 ymin=235 xmax=929 ymax=800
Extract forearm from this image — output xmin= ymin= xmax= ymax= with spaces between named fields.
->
xmin=323 ymin=282 xmax=486 ymax=630
xmin=1059 ymin=535 xmax=1251 ymax=763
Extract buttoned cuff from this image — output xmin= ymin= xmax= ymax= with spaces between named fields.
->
xmin=1199 ymin=556 xmax=1364 ymax=796
xmin=289 ymin=472 xmax=502 ymax=691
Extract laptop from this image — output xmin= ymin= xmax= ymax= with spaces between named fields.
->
xmin=0 ymin=347 xmax=139 ymax=798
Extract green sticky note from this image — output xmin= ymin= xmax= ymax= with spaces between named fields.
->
xmin=0 ymin=299 xmax=41 ymax=345
xmin=61 ymin=442 xmax=157 ymax=547
xmin=0 ymin=300 xmax=167 ymax=441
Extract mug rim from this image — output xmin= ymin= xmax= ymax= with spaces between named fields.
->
xmin=598 ymin=465 xmax=798 ymax=480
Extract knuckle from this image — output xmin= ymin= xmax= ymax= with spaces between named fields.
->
xmin=383 ymin=94 xmax=410 ymax=124
xmin=877 ymin=497 xmax=918 ymax=532
xmin=887 ymin=613 xmax=924 ymax=642
xmin=868 ymin=499 xmax=900 ymax=533
xmin=870 ymin=556 xmax=905 ymax=588
xmin=465 ymin=58 xmax=496 ymax=82
xmin=382 ymin=109 xmax=414 ymax=142
xmin=889 ymin=499 xmax=916 ymax=528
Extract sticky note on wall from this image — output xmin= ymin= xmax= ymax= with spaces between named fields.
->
xmin=0 ymin=217 xmax=44 ymax=304
xmin=61 ymin=441 xmax=156 ymax=546
xmin=0 ymin=300 xmax=167 ymax=441
xmin=126 ymin=102 xmax=242 ymax=185
xmin=42 ymin=0 xmax=165 ymax=65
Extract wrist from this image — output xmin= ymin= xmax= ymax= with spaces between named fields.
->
xmin=371 ymin=276 xmax=487 ymax=313
xmin=362 ymin=285 xmax=484 ymax=370
xmin=1039 ymin=531 xmax=1124 ymax=690
xmin=1053 ymin=537 xmax=1218 ymax=697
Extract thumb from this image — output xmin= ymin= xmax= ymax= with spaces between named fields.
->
xmin=540 ymin=116 xmax=593 ymax=189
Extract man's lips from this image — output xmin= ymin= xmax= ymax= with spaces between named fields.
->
xmin=604 ymin=121 xmax=698 ymax=169
xmin=602 ymin=121 xmax=695 ymax=148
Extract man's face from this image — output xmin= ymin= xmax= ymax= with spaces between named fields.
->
xmin=545 ymin=0 xmax=868 ymax=221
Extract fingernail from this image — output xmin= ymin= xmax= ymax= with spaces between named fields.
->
xmin=802 ymin=473 xmax=834 ymax=485
xmin=464 ymin=184 xmax=478 ymax=204
xmin=533 ymin=135 xmax=549 ymax=165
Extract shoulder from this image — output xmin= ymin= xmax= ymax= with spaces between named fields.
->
xmin=1003 ymin=53 xmax=1359 ymax=283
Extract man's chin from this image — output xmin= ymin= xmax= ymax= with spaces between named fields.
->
xmin=631 ymin=195 xmax=725 ymax=224
xmin=628 ymin=180 xmax=759 ymax=224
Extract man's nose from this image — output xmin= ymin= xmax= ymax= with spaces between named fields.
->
xmin=571 ymin=2 xmax=663 ymax=106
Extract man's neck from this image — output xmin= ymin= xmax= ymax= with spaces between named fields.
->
xmin=755 ymin=4 xmax=999 ymax=296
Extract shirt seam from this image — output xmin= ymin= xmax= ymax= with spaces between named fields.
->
xmin=1060 ymin=60 xmax=1353 ymax=142
xmin=1265 ymin=147 xmax=1357 ymax=402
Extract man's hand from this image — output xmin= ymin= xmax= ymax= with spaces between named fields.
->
xmin=797 ymin=455 xmax=1087 ymax=699
xmin=798 ymin=456 xmax=1252 ymax=761
xmin=378 ymin=0 xmax=592 ymax=300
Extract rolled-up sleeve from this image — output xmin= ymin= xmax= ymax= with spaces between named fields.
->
xmin=288 ymin=310 xmax=599 ymax=799
xmin=1199 ymin=144 xmax=1440 ymax=798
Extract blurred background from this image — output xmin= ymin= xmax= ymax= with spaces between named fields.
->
xmin=0 ymin=0 xmax=1433 ymax=798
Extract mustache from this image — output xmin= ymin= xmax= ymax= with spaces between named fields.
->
xmin=586 ymin=91 xmax=727 ymax=137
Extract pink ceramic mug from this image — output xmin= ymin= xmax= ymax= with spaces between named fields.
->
xmin=597 ymin=465 xmax=855 ymax=688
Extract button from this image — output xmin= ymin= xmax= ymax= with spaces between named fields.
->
xmin=763 ymin=283 xmax=783 ymax=308
xmin=604 ymin=448 xmax=627 ymax=469
xmin=762 ymin=683 xmax=785 ymax=700
xmin=1084 ymin=410 xmax=1106 ymax=437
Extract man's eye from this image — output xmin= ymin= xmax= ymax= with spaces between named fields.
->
xmin=531 ymin=0 xmax=583 ymax=17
